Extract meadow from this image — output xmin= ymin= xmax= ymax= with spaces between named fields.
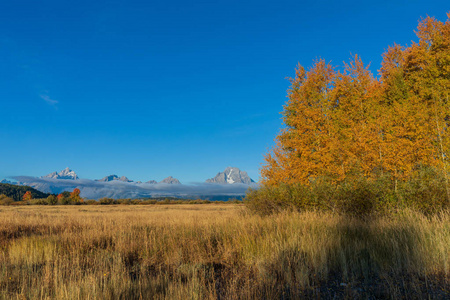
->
xmin=0 ymin=204 xmax=448 ymax=299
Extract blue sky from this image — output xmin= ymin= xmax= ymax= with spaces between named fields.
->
xmin=0 ymin=1 xmax=448 ymax=183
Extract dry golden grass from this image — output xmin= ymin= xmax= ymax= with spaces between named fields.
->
xmin=0 ymin=204 xmax=449 ymax=299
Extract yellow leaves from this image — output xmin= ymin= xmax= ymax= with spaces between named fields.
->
xmin=262 ymin=12 xmax=450 ymax=186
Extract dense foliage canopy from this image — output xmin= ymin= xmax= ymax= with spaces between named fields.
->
xmin=262 ymin=14 xmax=450 ymax=189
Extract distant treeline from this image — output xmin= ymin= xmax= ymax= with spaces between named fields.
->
xmin=0 ymin=187 xmax=243 ymax=206
xmin=0 ymin=183 xmax=244 ymax=206
xmin=0 ymin=183 xmax=51 ymax=201
xmin=0 ymin=197 xmax=242 ymax=206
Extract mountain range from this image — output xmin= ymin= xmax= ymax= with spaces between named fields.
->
xmin=5 ymin=167 xmax=257 ymax=199
xmin=38 ymin=167 xmax=254 ymax=185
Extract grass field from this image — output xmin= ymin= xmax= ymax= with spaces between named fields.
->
xmin=0 ymin=204 xmax=449 ymax=299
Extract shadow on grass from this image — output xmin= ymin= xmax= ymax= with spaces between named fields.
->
xmin=255 ymin=215 xmax=449 ymax=299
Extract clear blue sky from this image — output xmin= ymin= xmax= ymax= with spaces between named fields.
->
xmin=0 ymin=1 xmax=448 ymax=183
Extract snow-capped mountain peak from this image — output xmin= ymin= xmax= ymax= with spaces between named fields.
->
xmin=42 ymin=167 xmax=79 ymax=180
xmin=206 ymin=167 xmax=255 ymax=184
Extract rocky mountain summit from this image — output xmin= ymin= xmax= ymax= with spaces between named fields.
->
xmin=206 ymin=167 xmax=255 ymax=184
xmin=97 ymin=175 xmax=133 ymax=182
xmin=42 ymin=167 xmax=79 ymax=180
xmin=160 ymin=176 xmax=181 ymax=184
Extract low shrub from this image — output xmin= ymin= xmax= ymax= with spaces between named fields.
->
xmin=137 ymin=200 xmax=155 ymax=205
xmin=246 ymin=166 xmax=450 ymax=216
xmin=47 ymin=195 xmax=58 ymax=205
xmin=399 ymin=166 xmax=450 ymax=214
xmin=117 ymin=199 xmax=132 ymax=205
xmin=99 ymin=198 xmax=116 ymax=205
xmin=58 ymin=197 xmax=71 ymax=205
xmin=28 ymin=198 xmax=49 ymax=205
xmin=0 ymin=194 xmax=14 ymax=206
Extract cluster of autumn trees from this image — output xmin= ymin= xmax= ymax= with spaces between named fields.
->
xmin=55 ymin=188 xmax=82 ymax=204
xmin=20 ymin=188 xmax=82 ymax=203
xmin=262 ymin=14 xmax=450 ymax=194
xmin=0 ymin=188 xmax=83 ymax=205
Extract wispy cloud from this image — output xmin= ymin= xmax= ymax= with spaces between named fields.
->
xmin=40 ymin=94 xmax=58 ymax=106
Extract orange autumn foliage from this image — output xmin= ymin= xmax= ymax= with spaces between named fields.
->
xmin=70 ymin=188 xmax=82 ymax=203
xmin=22 ymin=191 xmax=32 ymax=201
xmin=262 ymin=13 xmax=450 ymax=186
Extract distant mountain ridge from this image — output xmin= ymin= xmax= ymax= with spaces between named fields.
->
xmin=42 ymin=167 xmax=79 ymax=180
xmin=6 ymin=167 xmax=256 ymax=199
xmin=25 ymin=167 xmax=255 ymax=185
xmin=206 ymin=167 xmax=255 ymax=184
